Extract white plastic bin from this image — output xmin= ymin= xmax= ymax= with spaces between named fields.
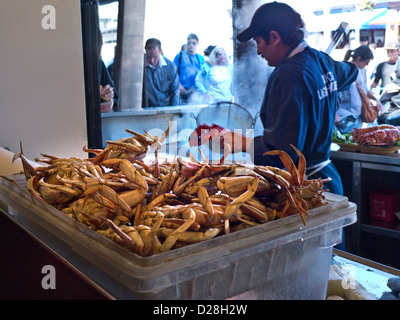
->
xmin=0 ymin=175 xmax=356 ymax=299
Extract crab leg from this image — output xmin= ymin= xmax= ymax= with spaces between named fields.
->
xmin=26 ymin=176 xmax=44 ymax=201
xmin=101 ymin=217 xmax=144 ymax=251
xmin=118 ymin=188 xmax=147 ymax=208
xmin=38 ymin=178 xmax=82 ymax=197
xmin=158 ymin=117 xmax=173 ymax=145
xmin=82 ymin=185 xmax=132 ymax=215
xmin=174 ymin=161 xmax=208 ymax=196
xmin=218 ymin=143 xmax=231 ymax=165
xmin=263 ymin=149 xmax=300 ymax=187
xmin=12 ymin=150 xmax=37 ymax=181
xmin=119 ymin=159 xmax=148 ymax=190
xmin=289 ymin=144 xmax=306 ymax=185
xmin=159 ymin=208 xmax=196 ymax=252
xmin=197 ymin=186 xmax=215 ymax=216
xmin=240 ymin=202 xmax=270 ymax=223
xmin=82 ymin=146 xmax=104 ymax=156
xmin=158 ymin=227 xmax=220 ymax=243
xmin=80 ymin=211 xmax=104 ymax=229
xmin=143 ymin=193 xmax=176 ymax=212
xmin=223 ymin=178 xmax=258 ymax=220
xmin=160 ymin=218 xmax=201 ymax=231
xmin=138 ymin=213 xmax=164 ymax=256
xmin=263 ymin=145 xmax=306 ymax=187
xmin=101 ymin=159 xmax=149 ymax=191
xmin=254 ymin=166 xmax=291 ymax=190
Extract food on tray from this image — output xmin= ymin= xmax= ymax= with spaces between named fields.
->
xmin=351 ymin=125 xmax=400 ymax=146
xmin=13 ymin=128 xmax=329 ymax=256
xmin=332 ymin=130 xmax=356 ymax=145
xmin=333 ymin=125 xmax=400 ymax=154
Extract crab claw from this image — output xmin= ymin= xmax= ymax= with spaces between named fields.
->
xmin=263 ymin=145 xmax=305 ymax=187
xmin=159 ymin=208 xmax=196 ymax=252
xmin=100 ymin=217 xmax=144 ymax=251
xmin=289 ymin=144 xmax=306 ymax=186
xmin=223 ymin=177 xmax=258 ymax=220
xmin=198 ymin=186 xmax=215 ymax=216
xmin=158 ymin=117 xmax=173 ymax=145
xmin=12 ymin=142 xmax=38 ymax=181
xmin=82 ymin=185 xmax=132 ymax=216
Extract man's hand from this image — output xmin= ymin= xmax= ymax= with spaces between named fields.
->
xmin=100 ymin=84 xmax=114 ymax=102
xmin=217 ymin=129 xmax=252 ymax=153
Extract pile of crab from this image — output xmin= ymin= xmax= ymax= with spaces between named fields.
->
xmin=13 ymin=124 xmax=329 ymax=257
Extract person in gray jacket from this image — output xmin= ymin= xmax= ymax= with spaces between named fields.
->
xmin=143 ymin=38 xmax=179 ymax=107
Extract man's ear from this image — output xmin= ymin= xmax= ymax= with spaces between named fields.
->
xmin=269 ymin=30 xmax=281 ymax=45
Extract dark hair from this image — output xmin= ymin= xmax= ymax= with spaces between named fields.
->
xmin=187 ymin=33 xmax=199 ymax=43
xmin=145 ymin=38 xmax=162 ymax=50
xmin=344 ymin=45 xmax=374 ymax=62
xmin=259 ymin=10 xmax=304 ymax=47
xmin=204 ymin=45 xmax=216 ymax=57
xmin=260 ymin=28 xmax=304 ymax=47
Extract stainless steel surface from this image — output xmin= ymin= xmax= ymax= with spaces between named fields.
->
xmin=333 ymin=249 xmax=400 ymax=299
xmin=334 ymin=249 xmax=400 ymax=277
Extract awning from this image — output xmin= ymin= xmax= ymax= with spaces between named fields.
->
xmin=306 ymin=8 xmax=388 ymax=32
xmin=361 ymin=8 xmax=388 ymax=29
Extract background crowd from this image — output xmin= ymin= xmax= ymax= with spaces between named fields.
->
xmin=99 ymin=29 xmax=400 ymax=122
xmin=335 ymin=41 xmax=400 ymax=133
xmin=141 ymin=33 xmax=234 ymax=108
xmin=100 ymin=33 xmax=234 ymax=110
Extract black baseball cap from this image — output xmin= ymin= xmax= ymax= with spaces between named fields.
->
xmin=237 ymin=2 xmax=303 ymax=42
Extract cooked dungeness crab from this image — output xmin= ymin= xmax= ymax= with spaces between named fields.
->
xmin=11 ymin=138 xmax=329 ymax=256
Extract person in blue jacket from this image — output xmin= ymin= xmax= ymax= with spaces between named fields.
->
xmin=173 ymin=33 xmax=205 ymax=104
xmin=221 ymin=2 xmax=358 ymax=196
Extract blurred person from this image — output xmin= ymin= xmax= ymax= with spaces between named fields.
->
xmin=204 ymin=45 xmax=216 ymax=58
xmin=173 ymin=34 xmax=205 ymax=104
xmin=143 ymin=38 xmax=179 ymax=107
xmin=371 ymin=42 xmax=400 ymax=93
xmin=97 ymin=27 xmax=118 ymax=111
xmin=336 ymin=45 xmax=382 ymax=133
xmin=195 ymin=46 xmax=233 ymax=103
xmin=107 ymin=45 xmax=117 ymax=84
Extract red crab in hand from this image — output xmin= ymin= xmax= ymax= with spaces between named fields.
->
xmin=189 ymin=123 xmax=225 ymax=147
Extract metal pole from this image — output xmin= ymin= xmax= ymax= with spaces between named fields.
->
xmin=81 ymin=0 xmax=103 ymax=150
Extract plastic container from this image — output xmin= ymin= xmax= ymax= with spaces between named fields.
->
xmin=0 ymin=175 xmax=357 ymax=300
xmin=369 ymin=189 xmax=400 ymax=222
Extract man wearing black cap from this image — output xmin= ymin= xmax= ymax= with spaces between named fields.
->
xmin=222 ymin=2 xmax=358 ymax=195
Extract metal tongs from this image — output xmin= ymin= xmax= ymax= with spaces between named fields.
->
xmin=325 ymin=22 xmax=350 ymax=55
